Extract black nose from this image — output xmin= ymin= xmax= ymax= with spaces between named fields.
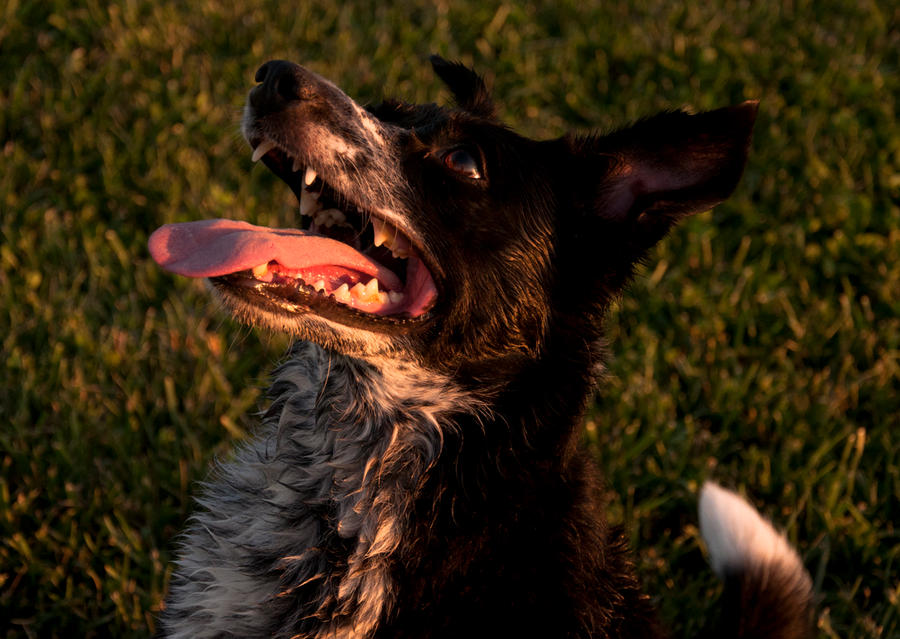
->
xmin=249 ymin=60 xmax=307 ymax=108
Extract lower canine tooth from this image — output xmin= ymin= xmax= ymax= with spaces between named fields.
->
xmin=252 ymin=263 xmax=269 ymax=278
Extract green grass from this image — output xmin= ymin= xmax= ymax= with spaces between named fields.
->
xmin=1 ymin=1 xmax=897 ymax=637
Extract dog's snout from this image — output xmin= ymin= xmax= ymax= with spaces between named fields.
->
xmin=253 ymin=61 xmax=276 ymax=84
xmin=250 ymin=60 xmax=310 ymax=109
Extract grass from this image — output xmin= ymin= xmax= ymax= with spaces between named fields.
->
xmin=1 ymin=0 xmax=897 ymax=636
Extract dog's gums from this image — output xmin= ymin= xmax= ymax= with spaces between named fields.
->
xmin=243 ymin=138 xmax=435 ymax=317
xmin=148 ymin=143 xmax=438 ymax=320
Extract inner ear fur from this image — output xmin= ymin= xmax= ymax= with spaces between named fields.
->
xmin=575 ymin=101 xmax=758 ymax=227
xmin=430 ymin=55 xmax=496 ymax=119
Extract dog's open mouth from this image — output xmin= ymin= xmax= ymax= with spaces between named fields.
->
xmin=149 ymin=138 xmax=438 ymax=324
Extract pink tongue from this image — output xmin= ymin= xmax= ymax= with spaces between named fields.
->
xmin=148 ymin=219 xmax=403 ymax=291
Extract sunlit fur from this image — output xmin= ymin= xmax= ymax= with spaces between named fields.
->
xmin=159 ymin=59 xmax=812 ymax=639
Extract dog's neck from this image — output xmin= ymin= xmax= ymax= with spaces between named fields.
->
xmin=258 ymin=341 xmax=483 ymax=637
xmin=257 ymin=339 xmax=595 ymax=637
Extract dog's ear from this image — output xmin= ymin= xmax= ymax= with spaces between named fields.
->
xmin=430 ymin=55 xmax=496 ymax=118
xmin=572 ymin=101 xmax=758 ymax=244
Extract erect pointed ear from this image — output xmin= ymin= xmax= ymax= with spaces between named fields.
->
xmin=574 ymin=101 xmax=758 ymax=241
xmin=429 ymin=55 xmax=496 ymax=118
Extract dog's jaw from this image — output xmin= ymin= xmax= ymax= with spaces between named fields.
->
xmin=234 ymin=62 xmax=440 ymax=338
xmin=209 ymin=282 xmax=414 ymax=359
xmin=151 ymin=58 xmax=783 ymax=639
xmin=150 ymin=60 xmax=445 ymax=356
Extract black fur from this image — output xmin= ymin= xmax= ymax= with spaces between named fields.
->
xmin=153 ymin=58 xmax=813 ymax=639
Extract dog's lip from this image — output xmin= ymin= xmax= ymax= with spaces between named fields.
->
xmin=149 ymin=216 xmax=439 ymax=319
xmin=210 ymin=271 xmax=435 ymax=328
xmin=243 ymin=134 xmax=446 ymax=313
xmin=145 ymin=132 xmax=444 ymax=324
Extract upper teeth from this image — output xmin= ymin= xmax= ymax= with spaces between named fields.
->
xmin=371 ymin=217 xmax=411 ymax=258
xmin=313 ymin=208 xmax=346 ymax=228
xmin=251 ymin=139 xmax=276 ymax=163
xmin=300 ymin=189 xmax=320 ymax=216
xmin=372 ymin=217 xmax=391 ymax=248
xmin=250 ymin=138 xmax=305 ymax=175
xmin=249 ymin=141 xmax=413 ymax=260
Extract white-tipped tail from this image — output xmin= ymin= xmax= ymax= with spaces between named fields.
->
xmin=698 ymin=482 xmax=815 ymax=639
xmin=700 ymin=482 xmax=808 ymax=579
xmin=699 ymin=482 xmax=807 ymax=581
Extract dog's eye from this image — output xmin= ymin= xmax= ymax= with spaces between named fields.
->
xmin=442 ymin=148 xmax=482 ymax=180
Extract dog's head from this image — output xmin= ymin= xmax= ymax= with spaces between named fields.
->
xmin=149 ymin=57 xmax=756 ymax=375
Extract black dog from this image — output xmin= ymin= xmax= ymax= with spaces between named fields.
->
xmin=149 ymin=57 xmax=813 ymax=639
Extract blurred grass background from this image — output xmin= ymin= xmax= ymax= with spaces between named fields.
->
xmin=1 ymin=0 xmax=897 ymax=637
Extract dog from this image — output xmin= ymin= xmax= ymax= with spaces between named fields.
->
xmin=149 ymin=57 xmax=813 ymax=638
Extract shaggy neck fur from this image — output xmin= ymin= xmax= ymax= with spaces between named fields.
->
xmin=162 ymin=333 xmax=656 ymax=639
xmin=161 ymin=341 xmax=485 ymax=639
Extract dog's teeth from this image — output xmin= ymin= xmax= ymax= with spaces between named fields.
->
xmin=251 ymin=139 xmax=276 ymax=163
xmin=347 ymin=278 xmax=382 ymax=304
xmin=371 ymin=218 xmax=411 ymax=257
xmin=350 ymin=282 xmax=367 ymax=297
xmin=313 ymin=279 xmax=326 ymax=292
xmin=292 ymin=157 xmax=303 ymax=173
xmin=334 ymin=283 xmax=351 ymax=303
xmin=372 ymin=218 xmax=390 ymax=247
xmin=252 ymin=262 xmax=274 ymax=282
xmin=300 ymin=189 xmax=320 ymax=216
xmin=389 ymin=233 xmax=411 ymax=258
xmin=304 ymin=167 xmax=317 ymax=186
xmin=314 ymin=208 xmax=345 ymax=227
xmin=388 ymin=291 xmax=404 ymax=304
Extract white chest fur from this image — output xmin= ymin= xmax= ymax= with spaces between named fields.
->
xmin=161 ymin=342 xmax=477 ymax=639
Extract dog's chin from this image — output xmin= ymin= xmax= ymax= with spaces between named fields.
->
xmin=210 ymin=277 xmax=420 ymax=359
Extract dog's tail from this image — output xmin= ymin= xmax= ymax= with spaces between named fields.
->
xmin=698 ymin=482 xmax=814 ymax=639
